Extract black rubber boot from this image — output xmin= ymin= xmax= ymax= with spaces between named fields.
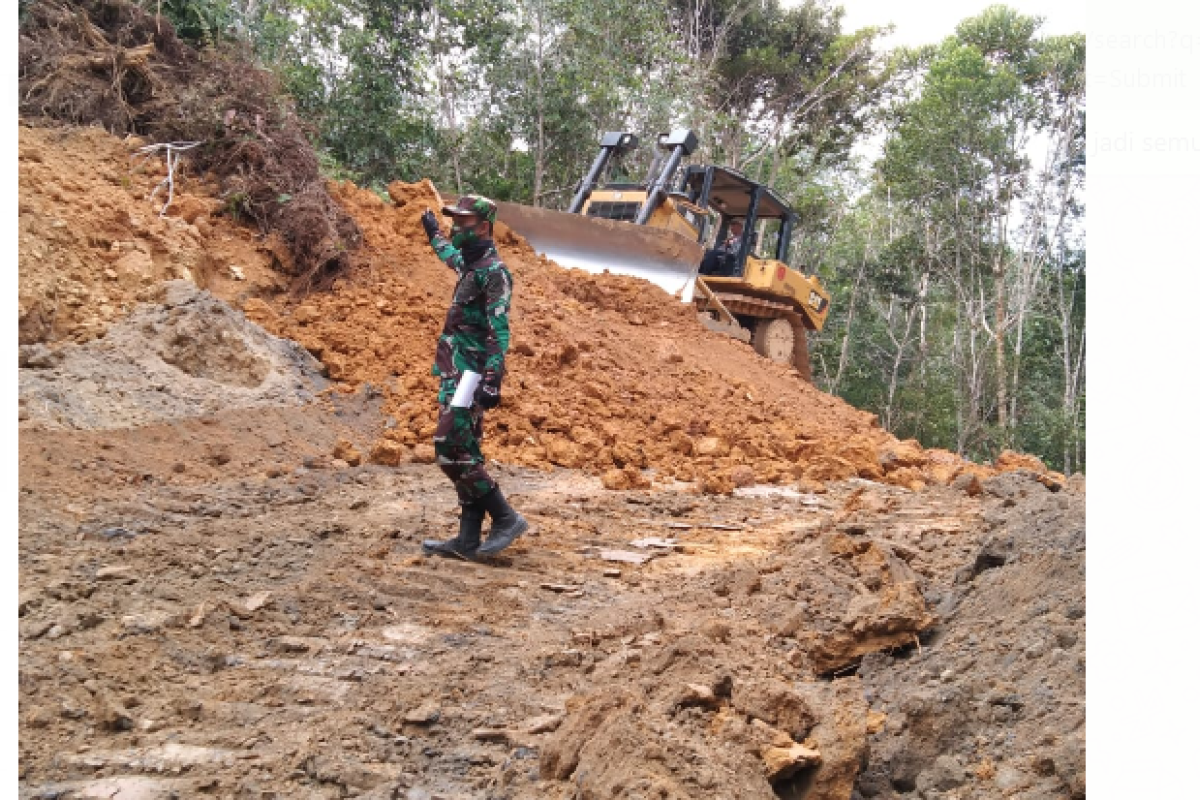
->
xmin=476 ymin=488 xmax=529 ymax=557
xmin=422 ymin=502 xmax=485 ymax=559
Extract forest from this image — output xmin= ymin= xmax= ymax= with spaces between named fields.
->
xmin=30 ymin=0 xmax=1086 ymax=472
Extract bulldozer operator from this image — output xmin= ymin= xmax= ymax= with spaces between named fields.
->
xmin=699 ymin=217 xmax=745 ymax=278
xmin=417 ymin=196 xmax=529 ymax=560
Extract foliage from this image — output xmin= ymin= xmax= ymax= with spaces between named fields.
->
xmin=811 ymin=6 xmax=1085 ymax=470
xmin=152 ymin=0 xmax=240 ymax=46
xmin=459 ymin=0 xmax=688 ymax=205
xmin=667 ymin=0 xmax=892 ymax=180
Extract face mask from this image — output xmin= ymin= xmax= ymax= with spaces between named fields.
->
xmin=451 ymin=221 xmax=480 ymax=249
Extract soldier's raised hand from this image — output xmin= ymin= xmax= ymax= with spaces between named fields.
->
xmin=420 ymin=209 xmax=440 ymax=240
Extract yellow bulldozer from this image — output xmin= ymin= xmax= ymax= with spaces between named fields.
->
xmin=498 ymin=129 xmax=831 ymax=380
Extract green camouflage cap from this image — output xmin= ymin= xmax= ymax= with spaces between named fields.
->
xmin=441 ymin=194 xmax=497 ymax=224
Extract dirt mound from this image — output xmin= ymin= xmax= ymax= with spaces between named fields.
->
xmin=17 ymin=123 xmax=1067 ymax=494
xmin=522 ymin=475 xmax=1084 ymax=799
xmin=241 ymin=178 xmax=1063 ymax=493
xmin=19 ymin=0 xmax=360 ymax=284
xmin=532 ymin=515 xmax=927 ymax=798
xmin=19 ymin=280 xmax=326 ymax=430
xmin=17 ymin=124 xmax=285 ymax=345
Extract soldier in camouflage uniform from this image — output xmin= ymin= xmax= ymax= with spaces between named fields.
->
xmin=418 ymin=195 xmax=529 ymax=559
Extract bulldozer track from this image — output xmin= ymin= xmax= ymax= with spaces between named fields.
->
xmin=693 ymin=290 xmax=813 ymax=380
xmin=699 ymin=291 xmax=795 ymax=319
xmin=697 ymin=311 xmax=752 ymax=342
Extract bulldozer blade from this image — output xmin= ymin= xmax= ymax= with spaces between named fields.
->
xmin=496 ymin=202 xmax=706 ymax=301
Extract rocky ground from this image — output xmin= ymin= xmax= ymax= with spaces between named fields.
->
xmin=17 ymin=122 xmax=1085 ymax=800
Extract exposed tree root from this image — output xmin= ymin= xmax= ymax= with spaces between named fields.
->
xmin=19 ymin=0 xmax=361 ymax=288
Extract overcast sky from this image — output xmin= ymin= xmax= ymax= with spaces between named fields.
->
xmin=816 ymin=0 xmax=1086 ymax=47
xmin=819 ymin=0 xmax=1087 ymax=176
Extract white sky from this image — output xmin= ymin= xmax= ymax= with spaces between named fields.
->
xmin=827 ymin=0 xmax=1086 ymax=46
xmin=827 ymin=0 xmax=1087 ymax=190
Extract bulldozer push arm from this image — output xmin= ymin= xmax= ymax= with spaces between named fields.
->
xmin=566 ymin=131 xmax=639 ymax=214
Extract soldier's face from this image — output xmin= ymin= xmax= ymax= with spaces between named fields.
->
xmin=450 ymin=214 xmax=484 ymax=248
xmin=451 ymin=214 xmax=480 ymax=234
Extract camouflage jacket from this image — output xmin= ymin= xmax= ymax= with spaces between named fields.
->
xmin=428 ymin=234 xmax=513 ymax=402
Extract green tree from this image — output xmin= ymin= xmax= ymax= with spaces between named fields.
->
xmin=465 ymin=0 xmax=685 ymax=206
xmin=669 ymin=0 xmax=891 ymax=182
xmin=875 ymin=6 xmax=1084 ymax=461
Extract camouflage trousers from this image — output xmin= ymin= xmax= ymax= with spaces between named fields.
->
xmin=433 ymin=400 xmax=497 ymax=505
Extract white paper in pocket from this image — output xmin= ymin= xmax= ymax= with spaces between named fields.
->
xmin=450 ymin=370 xmax=482 ymax=408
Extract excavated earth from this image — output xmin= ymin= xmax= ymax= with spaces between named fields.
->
xmin=17 ymin=123 xmax=1085 ymax=800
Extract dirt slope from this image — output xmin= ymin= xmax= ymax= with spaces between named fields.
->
xmin=19 ymin=125 xmax=1068 ymax=496
xmin=17 ymin=121 xmax=1084 ymax=800
xmin=247 ymin=178 xmax=907 ymax=496
xmin=245 ymin=176 xmax=1066 ymax=498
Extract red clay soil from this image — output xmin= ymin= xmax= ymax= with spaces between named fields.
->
xmin=17 ymin=125 xmax=287 ymax=345
xmin=241 ymin=178 xmax=1060 ymax=494
xmin=17 ymin=123 xmax=1084 ymax=800
xmin=17 ymin=123 xmax=1061 ymax=494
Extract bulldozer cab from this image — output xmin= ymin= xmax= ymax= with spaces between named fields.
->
xmin=683 ymin=166 xmax=796 ymax=279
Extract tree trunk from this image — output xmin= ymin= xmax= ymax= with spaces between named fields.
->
xmin=953 ymin=310 xmax=968 ymax=455
xmin=1058 ymin=267 xmax=1085 ymax=474
xmin=831 ymin=257 xmax=867 ymax=395
xmin=994 ymin=255 xmax=1008 ymax=447
xmin=532 ymin=1 xmax=546 ymax=207
xmin=430 ymin=2 xmax=463 ymax=195
xmin=883 ymin=303 xmax=917 ymax=432
xmin=765 ymin=130 xmax=784 ymax=188
xmin=1007 ymin=251 xmax=1042 ymax=449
